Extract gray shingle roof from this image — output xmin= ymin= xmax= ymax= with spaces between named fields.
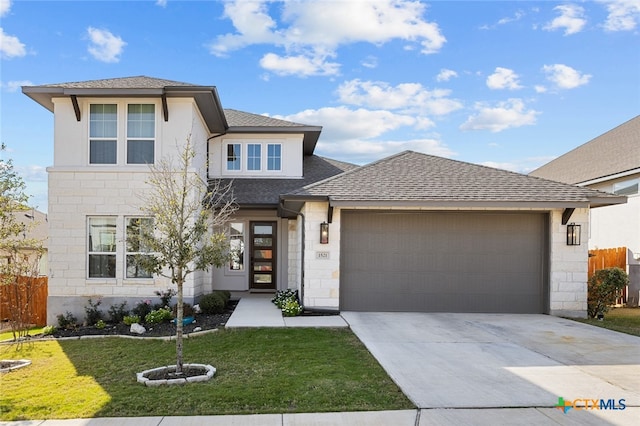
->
xmin=29 ymin=76 xmax=199 ymax=89
xmin=216 ymin=156 xmax=357 ymax=206
xmin=224 ymin=109 xmax=309 ymax=128
xmin=284 ymin=151 xmax=624 ymax=207
xmin=530 ymin=115 xmax=640 ymax=184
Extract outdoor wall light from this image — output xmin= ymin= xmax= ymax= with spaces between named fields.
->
xmin=566 ymin=223 xmax=581 ymax=246
xmin=320 ymin=222 xmax=329 ymax=244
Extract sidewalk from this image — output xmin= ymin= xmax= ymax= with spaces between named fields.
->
xmin=224 ymin=294 xmax=348 ymax=328
xmin=0 ymin=410 xmax=418 ymax=425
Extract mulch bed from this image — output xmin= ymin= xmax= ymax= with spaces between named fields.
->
xmin=44 ymin=302 xmax=237 ymax=339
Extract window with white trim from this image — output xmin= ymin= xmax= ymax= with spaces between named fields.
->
xmin=89 ymin=104 xmax=117 ymax=164
xmin=125 ymin=217 xmax=154 ymax=278
xmin=247 ymin=144 xmax=261 ymax=171
xmin=613 ymin=178 xmax=639 ymax=196
xmin=267 ymin=144 xmax=281 ymax=171
xmin=88 ymin=217 xmax=116 ymax=278
xmin=229 ymin=222 xmax=244 ymax=271
xmin=127 ymin=104 xmax=155 ymax=164
xmin=227 ymin=144 xmax=241 ymax=171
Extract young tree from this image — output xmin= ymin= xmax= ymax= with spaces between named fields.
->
xmin=133 ymin=135 xmax=236 ymax=374
xmin=0 ymin=144 xmax=45 ymax=340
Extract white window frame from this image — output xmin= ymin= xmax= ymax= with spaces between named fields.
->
xmin=267 ymin=143 xmax=282 ymax=171
xmin=87 ymin=216 xmax=117 ymax=279
xmin=125 ymin=217 xmax=155 ymax=279
xmin=89 ymin=104 xmax=118 ymax=165
xmin=247 ymin=143 xmax=262 ymax=171
xmin=126 ymin=104 xmax=156 ymax=165
xmin=228 ymin=222 xmax=245 ymax=272
xmin=226 ymin=143 xmax=242 ymax=171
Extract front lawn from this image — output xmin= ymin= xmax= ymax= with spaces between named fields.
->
xmin=571 ymin=307 xmax=640 ymax=337
xmin=0 ymin=328 xmax=413 ymax=420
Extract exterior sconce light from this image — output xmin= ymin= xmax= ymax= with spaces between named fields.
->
xmin=566 ymin=223 xmax=581 ymax=246
xmin=320 ymin=222 xmax=329 ymax=244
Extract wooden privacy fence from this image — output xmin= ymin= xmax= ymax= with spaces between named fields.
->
xmin=588 ymin=247 xmax=627 ymax=304
xmin=0 ymin=276 xmax=48 ymax=327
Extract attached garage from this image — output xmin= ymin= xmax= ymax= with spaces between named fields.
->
xmin=340 ymin=211 xmax=549 ymax=313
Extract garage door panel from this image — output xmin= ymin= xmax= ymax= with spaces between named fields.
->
xmin=340 ymin=211 xmax=548 ymax=313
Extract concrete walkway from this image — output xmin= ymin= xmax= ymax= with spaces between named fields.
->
xmin=225 ymin=294 xmax=348 ymax=328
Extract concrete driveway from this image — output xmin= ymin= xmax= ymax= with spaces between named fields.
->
xmin=342 ymin=312 xmax=640 ymax=425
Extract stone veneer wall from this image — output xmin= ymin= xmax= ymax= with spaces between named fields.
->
xmin=300 ymin=202 xmax=590 ymax=317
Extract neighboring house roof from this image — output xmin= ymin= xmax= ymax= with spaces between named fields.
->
xmin=217 ymin=156 xmax=357 ymax=209
xmin=22 ymin=76 xmax=322 ymax=153
xmin=282 ymin=151 xmax=626 ymax=209
xmin=529 ymin=115 xmax=640 ymax=185
xmin=8 ymin=208 xmax=48 ymax=250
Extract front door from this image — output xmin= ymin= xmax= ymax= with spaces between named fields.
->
xmin=250 ymin=221 xmax=277 ymax=290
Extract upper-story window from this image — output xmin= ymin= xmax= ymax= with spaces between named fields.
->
xmin=89 ymin=104 xmax=118 ymax=164
xmin=89 ymin=102 xmax=156 ymax=166
xmin=613 ymin=178 xmax=639 ymax=196
xmin=267 ymin=144 xmax=281 ymax=171
xmin=247 ymin=144 xmax=261 ymax=171
xmin=227 ymin=144 xmax=241 ymax=170
xmin=127 ymin=104 xmax=155 ymax=164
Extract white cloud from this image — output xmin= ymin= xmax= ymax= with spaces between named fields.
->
xmin=156 ymin=0 xmax=167 ymax=7
xmin=599 ymin=0 xmax=640 ymax=31
xmin=436 ymin=68 xmax=458 ymax=82
xmin=259 ymin=52 xmax=340 ymax=76
xmin=544 ymin=4 xmax=587 ymax=35
xmin=542 ymin=64 xmax=591 ymax=89
xmin=337 ymin=79 xmax=462 ymax=116
xmin=0 ymin=27 xmax=26 ymax=59
xmin=209 ymin=0 xmax=446 ymax=77
xmin=17 ymin=165 xmax=47 ymax=183
xmin=361 ymin=56 xmax=378 ymax=69
xmin=460 ymin=99 xmax=539 ymax=133
xmin=278 ymin=106 xmax=419 ymax=141
xmin=1 ymin=0 xmax=10 ymax=17
xmin=534 ymin=85 xmax=547 ymax=93
xmin=4 ymin=80 xmax=33 ymax=92
xmin=87 ymin=27 xmax=126 ymax=63
xmin=317 ymin=138 xmax=456 ymax=165
xmin=486 ymin=67 xmax=523 ymax=90
xmin=480 ymin=161 xmax=520 ymax=172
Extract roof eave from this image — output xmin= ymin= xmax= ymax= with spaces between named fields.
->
xmin=22 ymin=85 xmax=229 ymax=134
xmin=326 ymin=200 xmax=595 ymax=209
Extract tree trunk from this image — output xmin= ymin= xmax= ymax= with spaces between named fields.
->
xmin=175 ymin=272 xmax=184 ymax=374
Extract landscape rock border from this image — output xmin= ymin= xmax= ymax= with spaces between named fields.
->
xmin=137 ymin=363 xmax=216 ymax=386
xmin=0 ymin=359 xmax=31 ymax=373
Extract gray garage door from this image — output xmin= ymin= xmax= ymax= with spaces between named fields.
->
xmin=340 ymin=211 xmax=549 ymax=313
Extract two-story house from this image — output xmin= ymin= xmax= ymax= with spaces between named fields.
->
xmin=24 ymin=76 xmax=625 ymax=322
xmin=531 ymin=115 xmax=640 ymax=306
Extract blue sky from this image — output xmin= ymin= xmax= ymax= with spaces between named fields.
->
xmin=1 ymin=0 xmax=639 ymax=211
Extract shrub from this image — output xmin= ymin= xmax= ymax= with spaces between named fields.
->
xmin=154 ymin=288 xmax=177 ymax=309
xmin=123 ymin=315 xmax=141 ymax=325
xmin=108 ymin=302 xmax=129 ymax=323
xmin=282 ymin=298 xmax=303 ymax=317
xmin=56 ymin=312 xmax=78 ymax=330
xmin=145 ymin=308 xmax=173 ymax=324
xmin=132 ymin=300 xmax=153 ymax=319
xmin=95 ymin=319 xmax=106 ymax=329
xmin=42 ymin=325 xmax=57 ymax=336
xmin=588 ymin=267 xmax=629 ymax=318
xmin=172 ymin=303 xmax=195 ymax=318
xmin=199 ymin=292 xmax=227 ymax=314
xmin=272 ymin=289 xmax=298 ymax=309
xmin=84 ymin=298 xmax=104 ymax=326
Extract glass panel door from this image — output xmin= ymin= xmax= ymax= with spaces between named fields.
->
xmin=250 ymin=222 xmax=276 ymax=290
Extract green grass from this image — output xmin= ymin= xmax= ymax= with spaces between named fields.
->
xmin=572 ymin=307 xmax=640 ymax=337
xmin=0 ymin=328 xmax=413 ymax=420
xmin=0 ymin=327 xmax=45 ymax=342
